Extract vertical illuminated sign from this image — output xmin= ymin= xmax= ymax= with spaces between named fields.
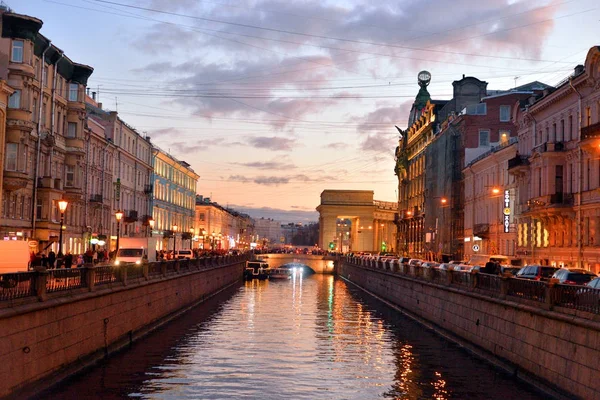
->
xmin=503 ymin=189 xmax=510 ymax=233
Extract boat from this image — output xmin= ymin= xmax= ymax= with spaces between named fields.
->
xmin=267 ymin=268 xmax=292 ymax=280
xmin=244 ymin=261 xmax=269 ymax=280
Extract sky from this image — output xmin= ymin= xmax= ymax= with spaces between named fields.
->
xmin=12 ymin=0 xmax=600 ymax=223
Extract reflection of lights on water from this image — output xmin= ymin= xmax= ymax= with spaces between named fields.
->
xmin=432 ymin=371 xmax=449 ymax=400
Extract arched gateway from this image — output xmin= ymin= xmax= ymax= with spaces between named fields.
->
xmin=316 ymin=190 xmax=397 ymax=253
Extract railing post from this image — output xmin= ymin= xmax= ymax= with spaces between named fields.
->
xmin=161 ymin=261 xmax=167 ymax=276
xmin=119 ymin=265 xmax=128 ymax=286
xmin=143 ymin=263 xmax=149 ymax=280
xmin=545 ymin=279 xmax=558 ymax=310
xmin=34 ymin=267 xmax=48 ymax=302
xmin=175 ymin=260 xmax=180 ymax=273
xmin=85 ymin=265 xmax=96 ymax=292
xmin=447 ymin=269 xmax=453 ymax=285
xmin=499 ymin=276 xmax=509 ymax=299
xmin=471 ymin=271 xmax=478 ymax=290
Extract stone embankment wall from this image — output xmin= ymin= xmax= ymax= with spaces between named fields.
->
xmin=0 ymin=258 xmax=245 ymax=399
xmin=340 ymin=261 xmax=600 ymax=400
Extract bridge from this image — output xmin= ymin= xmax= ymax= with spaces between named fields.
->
xmin=255 ymin=253 xmax=337 ymax=274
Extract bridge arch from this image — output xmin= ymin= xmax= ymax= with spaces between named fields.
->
xmin=256 ymin=254 xmax=336 ymax=274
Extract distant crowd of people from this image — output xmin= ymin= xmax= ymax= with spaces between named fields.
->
xmin=29 ymin=248 xmax=110 ymax=269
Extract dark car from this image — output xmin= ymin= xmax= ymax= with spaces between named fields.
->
xmin=552 ymin=269 xmax=597 ymax=285
xmin=575 ymin=278 xmax=600 ymax=310
xmin=515 ymin=265 xmax=560 ymax=281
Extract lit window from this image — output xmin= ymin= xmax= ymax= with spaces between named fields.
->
xmin=499 ymin=105 xmax=510 ymax=122
xmin=8 ymin=90 xmax=20 ymax=109
xmin=68 ymin=83 xmax=78 ymax=101
xmin=11 ymin=40 xmax=24 ymax=63
xmin=479 ymin=130 xmax=490 ymax=147
xmin=5 ymin=143 xmax=18 ymax=171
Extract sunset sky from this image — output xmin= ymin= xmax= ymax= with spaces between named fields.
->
xmin=14 ymin=0 xmax=600 ymax=222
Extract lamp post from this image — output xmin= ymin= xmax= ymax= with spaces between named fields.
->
xmin=201 ymin=229 xmax=207 ymax=250
xmin=211 ymin=231 xmax=216 ymax=250
xmin=57 ymin=199 xmax=68 ymax=260
xmin=115 ymin=210 xmax=123 ymax=254
xmin=172 ymin=224 xmax=178 ymax=257
xmin=148 ymin=219 xmax=155 ymax=237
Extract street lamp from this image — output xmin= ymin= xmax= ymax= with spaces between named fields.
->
xmin=115 ymin=210 xmax=123 ymax=254
xmin=148 ymin=219 xmax=155 ymax=237
xmin=491 ymin=187 xmax=502 ymax=255
xmin=57 ymin=199 xmax=68 ymax=260
xmin=172 ymin=224 xmax=178 ymax=257
xmin=211 ymin=231 xmax=216 ymax=250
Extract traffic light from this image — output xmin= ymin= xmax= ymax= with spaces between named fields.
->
xmin=329 ymin=242 xmax=335 ymax=250
xmin=381 ymin=241 xmax=387 ymax=251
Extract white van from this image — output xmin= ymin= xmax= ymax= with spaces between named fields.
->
xmin=0 ymin=240 xmax=32 ymax=273
xmin=174 ymin=249 xmax=193 ymax=260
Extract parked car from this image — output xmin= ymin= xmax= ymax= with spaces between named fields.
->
xmin=421 ymin=262 xmax=440 ymax=269
xmin=501 ymin=266 xmax=521 ymax=276
xmin=438 ymin=263 xmax=453 ymax=271
xmin=452 ymin=264 xmax=472 ymax=273
xmin=552 ymin=269 xmax=597 ymax=285
xmin=515 ymin=265 xmax=560 ymax=281
xmin=399 ymin=257 xmax=411 ymax=266
xmin=408 ymin=259 xmax=423 ymax=267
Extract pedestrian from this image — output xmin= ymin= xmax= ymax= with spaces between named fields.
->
xmin=76 ymin=254 xmax=84 ymax=267
xmin=47 ymin=250 xmax=56 ymax=269
xmin=93 ymin=250 xmax=98 ymax=265
xmin=483 ymin=261 xmax=495 ymax=274
xmin=64 ymin=252 xmax=73 ymax=269
xmin=41 ymin=252 xmax=48 ymax=268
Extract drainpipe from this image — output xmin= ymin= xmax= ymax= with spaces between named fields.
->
xmin=50 ymin=51 xmax=63 ymax=137
xmin=527 ymin=109 xmax=537 ymax=265
xmin=31 ymin=42 xmax=51 ymax=240
xmin=84 ymin=129 xmax=91 ymax=250
xmin=101 ymin=140 xmax=111 ymax=237
xmin=569 ymin=78 xmax=583 ymax=269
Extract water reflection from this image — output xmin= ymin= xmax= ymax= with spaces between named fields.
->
xmin=40 ymin=276 xmax=543 ymax=400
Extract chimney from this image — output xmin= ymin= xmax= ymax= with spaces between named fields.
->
xmin=574 ymin=64 xmax=584 ymax=75
xmin=92 ymin=91 xmax=96 ymax=101
xmin=98 ymin=102 xmax=102 ymax=109
xmin=86 ymin=87 xmax=90 ymax=96
xmin=462 ymin=74 xmax=465 ymax=79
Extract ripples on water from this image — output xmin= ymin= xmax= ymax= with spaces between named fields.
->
xmin=41 ymin=274 xmax=544 ymax=400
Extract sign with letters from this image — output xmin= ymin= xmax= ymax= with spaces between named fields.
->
xmin=503 ymin=189 xmax=510 ymax=233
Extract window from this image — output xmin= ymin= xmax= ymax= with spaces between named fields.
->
xmin=32 ymin=98 xmax=37 ymax=122
xmin=499 ymin=105 xmax=510 ymax=122
xmin=67 ymin=122 xmax=77 ymax=138
xmin=8 ymin=90 xmax=20 ymax=109
xmin=498 ymin=130 xmax=509 ymax=145
xmin=65 ymin=165 xmax=74 ymax=187
xmin=68 ymin=83 xmax=78 ymax=101
xmin=5 ymin=143 xmax=18 ymax=171
xmin=42 ymin=65 xmax=48 ymax=87
xmin=560 ymin=119 xmax=565 ymax=142
xmin=11 ymin=40 xmax=24 ymax=63
xmin=586 ymin=107 xmax=591 ymax=126
xmin=466 ymin=103 xmax=487 ymax=115
xmin=568 ymin=115 xmax=573 ymax=141
xmin=41 ymin=103 xmax=46 ymax=126
xmin=479 ymin=130 xmax=490 ymax=147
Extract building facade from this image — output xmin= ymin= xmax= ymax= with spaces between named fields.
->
xmin=1 ymin=11 xmax=95 ymax=255
xmin=254 ymin=217 xmax=282 ymax=246
xmin=150 ymin=147 xmax=199 ymax=251
xmin=194 ymin=195 xmax=255 ymax=250
xmin=510 ymin=47 xmax=600 ymax=272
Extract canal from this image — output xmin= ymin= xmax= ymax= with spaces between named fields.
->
xmin=39 ymin=274 xmax=544 ymax=399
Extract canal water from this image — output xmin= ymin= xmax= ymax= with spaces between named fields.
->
xmin=40 ymin=274 xmax=544 ymax=399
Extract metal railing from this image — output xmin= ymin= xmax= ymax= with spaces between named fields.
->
xmin=506 ymin=279 xmax=546 ymax=302
xmin=46 ymin=268 xmax=86 ymax=293
xmin=553 ymin=284 xmax=600 ymax=314
xmin=344 ymin=256 xmax=600 ymax=315
xmin=94 ymin=266 xmax=117 ymax=285
xmin=0 ymin=254 xmax=249 ymax=304
xmin=477 ymin=273 xmax=502 ymax=293
xmin=0 ymin=272 xmax=36 ymax=301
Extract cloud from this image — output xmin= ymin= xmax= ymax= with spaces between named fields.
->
xmin=253 ymin=176 xmax=290 ymax=186
xmin=228 ymin=173 xmax=336 ymax=186
xmin=166 ymin=138 xmax=226 ymax=154
xmin=236 ymin=161 xmax=296 ymax=170
xmin=228 ymin=204 xmax=319 ymax=224
xmin=248 ymin=136 xmax=296 ymax=151
xmin=326 ymin=142 xmax=349 ymax=150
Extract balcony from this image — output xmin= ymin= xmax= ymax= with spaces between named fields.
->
xmin=507 ymin=155 xmax=529 ymax=176
xmin=36 ymin=177 xmax=62 ymax=191
xmin=581 ymin=122 xmax=600 ymax=151
xmin=549 ymin=193 xmax=573 ymax=206
xmin=473 ymin=223 xmax=490 ymax=238
xmin=4 ymin=171 xmax=30 ymax=192
xmin=144 ymin=184 xmax=153 ymax=194
xmin=89 ymin=194 xmax=103 ymax=203
xmin=124 ymin=210 xmax=138 ymax=223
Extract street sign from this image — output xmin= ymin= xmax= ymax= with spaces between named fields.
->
xmin=115 ymin=178 xmax=121 ymax=201
xmin=472 ymin=244 xmax=480 ymax=252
